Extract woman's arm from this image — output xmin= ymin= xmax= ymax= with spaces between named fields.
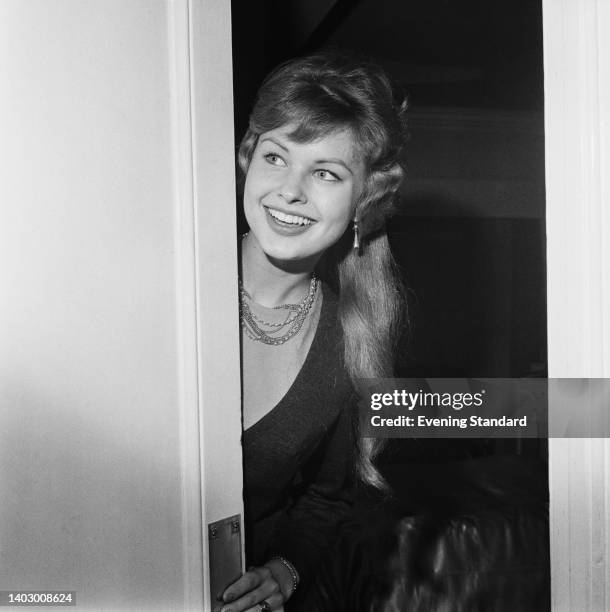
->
xmin=220 ymin=396 xmax=356 ymax=611
xmin=266 ymin=402 xmax=355 ymax=592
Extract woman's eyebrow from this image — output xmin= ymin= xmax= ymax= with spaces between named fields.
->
xmin=259 ymin=137 xmax=289 ymax=152
xmin=315 ymin=158 xmax=353 ymax=175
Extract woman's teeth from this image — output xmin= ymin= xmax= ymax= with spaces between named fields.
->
xmin=266 ymin=207 xmax=313 ymax=226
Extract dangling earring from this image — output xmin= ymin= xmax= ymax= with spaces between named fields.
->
xmin=352 ymin=219 xmax=360 ymax=251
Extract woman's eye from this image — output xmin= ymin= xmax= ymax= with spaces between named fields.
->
xmin=264 ymin=153 xmax=286 ymax=166
xmin=314 ymin=169 xmax=340 ymax=182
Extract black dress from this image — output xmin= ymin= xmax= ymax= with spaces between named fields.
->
xmin=242 ymin=285 xmax=357 ymax=607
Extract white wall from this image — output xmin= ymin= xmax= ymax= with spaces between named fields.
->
xmin=0 ymin=1 xmax=241 ymax=610
xmin=544 ymin=0 xmax=610 ymax=610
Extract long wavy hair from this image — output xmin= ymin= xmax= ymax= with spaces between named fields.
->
xmin=238 ymin=52 xmax=408 ymax=489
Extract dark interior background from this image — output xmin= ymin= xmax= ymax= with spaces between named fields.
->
xmin=231 ymin=0 xmax=547 ymax=460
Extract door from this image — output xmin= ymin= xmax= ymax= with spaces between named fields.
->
xmin=0 ymin=1 xmax=242 ymax=610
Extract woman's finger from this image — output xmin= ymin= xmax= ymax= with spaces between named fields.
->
xmin=242 ymin=590 xmax=284 ymax=612
xmin=221 ymin=570 xmax=263 ymax=603
xmin=221 ymin=571 xmax=282 ymax=612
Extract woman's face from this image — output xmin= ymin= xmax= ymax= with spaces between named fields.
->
xmin=243 ymin=125 xmax=366 ymax=266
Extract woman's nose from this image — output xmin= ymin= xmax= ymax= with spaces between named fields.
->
xmin=278 ymin=171 xmax=307 ymax=204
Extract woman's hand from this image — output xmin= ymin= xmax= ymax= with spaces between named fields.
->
xmin=220 ymin=559 xmax=294 ymax=612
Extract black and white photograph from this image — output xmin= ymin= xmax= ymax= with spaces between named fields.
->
xmin=1 ymin=1 xmax=609 ymax=611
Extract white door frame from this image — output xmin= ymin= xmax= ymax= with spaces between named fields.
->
xmin=544 ymin=0 xmax=610 ymax=609
xmin=171 ymin=0 xmax=244 ymax=608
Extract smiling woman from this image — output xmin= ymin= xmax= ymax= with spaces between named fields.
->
xmin=222 ymin=53 xmax=408 ymax=612
xmin=243 ymin=127 xmax=364 ymax=266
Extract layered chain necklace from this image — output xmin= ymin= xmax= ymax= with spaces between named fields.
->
xmin=239 ymin=275 xmax=319 ymax=346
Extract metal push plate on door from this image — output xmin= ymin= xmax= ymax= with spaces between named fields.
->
xmin=208 ymin=514 xmax=242 ymax=611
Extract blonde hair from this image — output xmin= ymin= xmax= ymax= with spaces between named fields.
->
xmin=238 ymin=52 xmax=408 ymax=488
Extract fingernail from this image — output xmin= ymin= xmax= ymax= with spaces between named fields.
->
xmin=223 ymin=592 xmax=233 ymax=601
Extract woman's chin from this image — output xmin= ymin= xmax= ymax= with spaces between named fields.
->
xmin=246 ymin=222 xmax=335 ymax=271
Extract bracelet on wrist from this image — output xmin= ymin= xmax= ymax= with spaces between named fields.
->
xmin=269 ymin=556 xmax=300 ymax=596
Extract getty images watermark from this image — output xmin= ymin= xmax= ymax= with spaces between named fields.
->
xmin=356 ymin=378 xmax=610 ymax=438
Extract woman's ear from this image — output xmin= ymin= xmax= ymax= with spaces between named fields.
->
xmin=355 ymin=165 xmax=404 ymax=238
xmin=353 ymin=180 xmax=378 ymax=239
